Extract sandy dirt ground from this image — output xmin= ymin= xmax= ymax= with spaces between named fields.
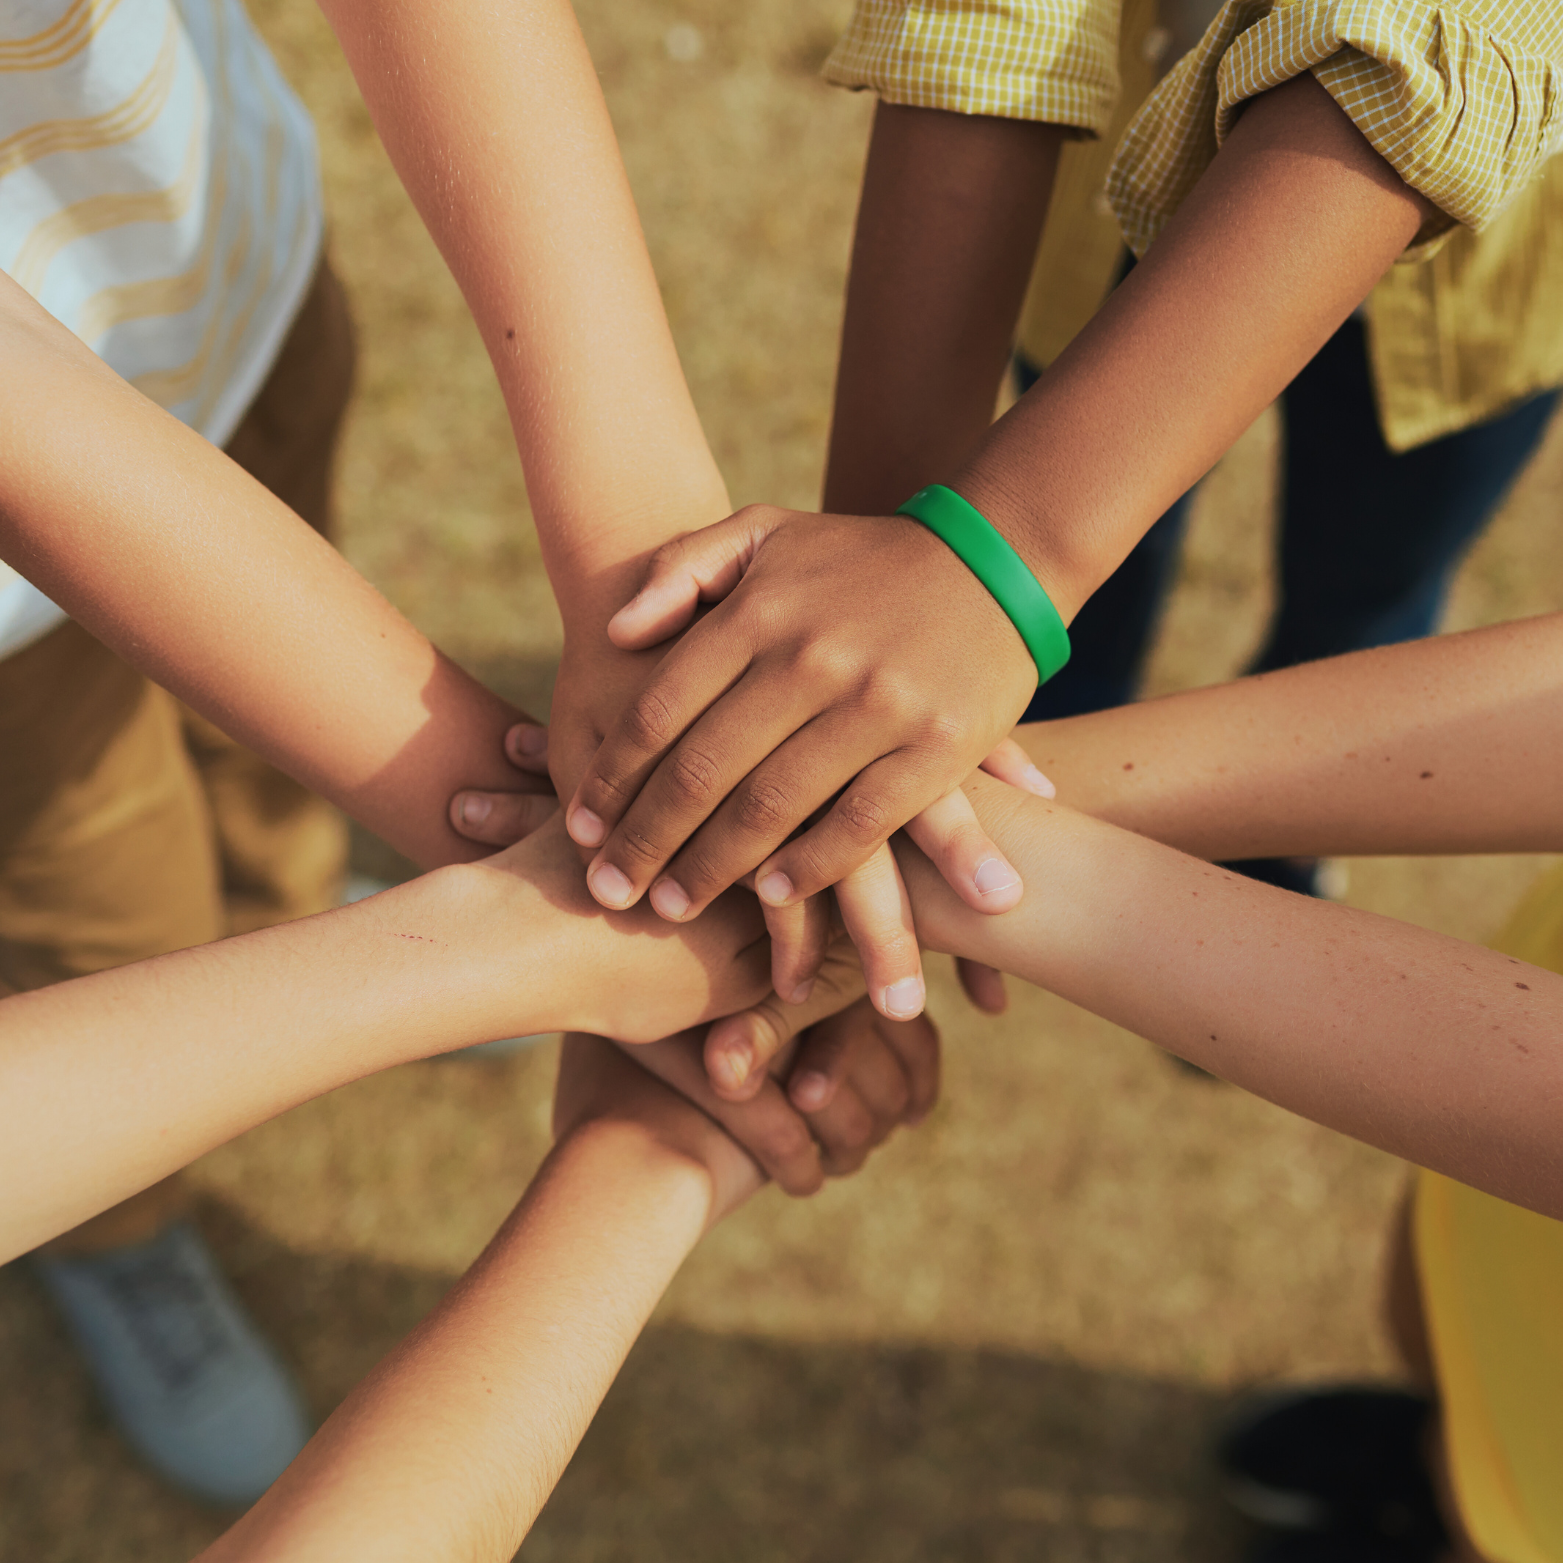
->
xmin=4 ymin=2 xmax=1563 ymax=1559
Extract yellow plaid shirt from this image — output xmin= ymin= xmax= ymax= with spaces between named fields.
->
xmin=827 ymin=0 xmax=1563 ymax=448
xmin=822 ymin=0 xmax=1122 ymax=133
xmin=1109 ymin=0 xmax=1563 ymax=257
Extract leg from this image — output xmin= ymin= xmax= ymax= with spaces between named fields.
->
xmin=189 ymin=255 xmax=358 ymax=933
xmin=1261 ymin=317 xmax=1558 ymax=672
xmin=0 ymin=623 xmax=308 ymax=1501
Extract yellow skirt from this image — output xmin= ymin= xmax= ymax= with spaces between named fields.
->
xmin=1416 ymin=862 xmax=1563 ymax=1563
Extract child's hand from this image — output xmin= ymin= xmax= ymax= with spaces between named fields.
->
xmin=470 ymin=813 xmax=774 ymax=1042
xmin=559 ymin=506 xmax=1038 ymax=939
xmin=452 ymin=715 xmax=1046 ymax=1024
xmin=552 ymin=1033 xmax=764 ymax=1225
xmin=786 ymin=997 xmax=940 ymax=1176
xmin=452 ymin=717 xmax=931 ymax=1022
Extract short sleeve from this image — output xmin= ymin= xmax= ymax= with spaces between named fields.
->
xmin=1105 ymin=0 xmax=1563 ymax=257
xmin=822 ymin=0 xmax=1121 ymax=135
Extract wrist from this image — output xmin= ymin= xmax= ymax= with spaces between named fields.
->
xmin=556 ymin=1115 xmax=717 ymax=1237
xmin=424 ymin=846 xmax=581 ymax=1041
xmin=544 ymin=486 xmax=733 ymax=632
xmin=895 ymin=485 xmax=1071 ymax=685
xmin=941 ymin=458 xmax=1088 ymax=625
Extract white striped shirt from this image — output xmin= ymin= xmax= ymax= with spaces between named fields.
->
xmin=0 ymin=0 xmax=323 ymax=658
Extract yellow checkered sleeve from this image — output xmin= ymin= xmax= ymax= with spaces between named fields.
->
xmin=822 ymin=0 xmax=1121 ymax=135
xmin=1107 ymin=0 xmax=1563 ymax=257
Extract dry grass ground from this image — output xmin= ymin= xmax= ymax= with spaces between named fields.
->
xmin=3 ymin=3 xmax=1563 ymax=1559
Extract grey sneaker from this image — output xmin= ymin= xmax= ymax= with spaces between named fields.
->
xmin=33 ymin=1220 xmax=310 ymax=1505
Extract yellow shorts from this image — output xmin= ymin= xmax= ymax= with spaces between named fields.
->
xmin=1417 ymin=861 xmax=1563 ymax=1563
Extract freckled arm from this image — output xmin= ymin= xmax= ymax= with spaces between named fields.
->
xmin=1010 ymin=612 xmax=1563 ymax=860
xmin=894 ymin=774 xmax=1563 ymax=1222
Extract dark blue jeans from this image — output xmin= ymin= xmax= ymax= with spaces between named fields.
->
xmin=1017 ymin=313 xmax=1558 ymax=725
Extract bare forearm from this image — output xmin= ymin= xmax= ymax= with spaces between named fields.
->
xmin=1014 ymin=614 xmax=1563 ymax=859
xmin=902 ymin=780 xmax=1563 ymax=1219
xmin=316 ymin=0 xmax=728 ymax=603
xmin=0 ymin=281 xmax=523 ymax=868
xmin=952 ymin=74 xmax=1434 ymax=616
xmin=0 ymin=818 xmax=772 ymax=1261
xmin=823 ymin=104 xmax=1063 ymax=515
xmin=0 ymin=864 xmax=550 ymax=1259
xmin=199 ymin=1121 xmax=711 ymax=1563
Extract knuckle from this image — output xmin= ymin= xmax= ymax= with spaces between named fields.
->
xmin=584 ymin=766 xmax=637 ymax=809
xmin=919 ymin=710 xmax=966 ymax=760
xmin=862 ymin=668 xmax=923 ymax=725
xmin=788 ymin=634 xmax=850 ymax=687
xmin=734 ymin=777 xmax=794 ymax=839
xmin=624 ymin=689 xmax=680 ymax=751
xmin=614 ymin=824 xmax=668 ymax=869
xmin=666 ymin=746 xmax=722 ymax=808
xmin=836 ymin=790 xmax=891 ymax=845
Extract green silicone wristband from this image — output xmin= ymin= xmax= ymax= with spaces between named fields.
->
xmin=895 ymin=484 xmax=1071 ymax=684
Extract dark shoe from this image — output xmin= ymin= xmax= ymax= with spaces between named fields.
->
xmin=1246 ymin=1528 xmax=1445 ymax=1562
xmin=1218 ymin=1388 xmax=1447 ymax=1553
xmin=35 ymin=1220 xmax=310 ymax=1504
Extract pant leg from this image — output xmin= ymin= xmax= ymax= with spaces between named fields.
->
xmin=0 ymin=622 xmax=225 ymax=1247
xmin=1230 ymin=316 xmax=1557 ymax=898
xmin=1012 ymin=347 xmax=1195 ymax=722
xmin=1021 ymin=495 xmax=1193 ymax=721
xmin=186 ymin=253 xmax=359 ymax=933
xmin=1258 ymin=315 xmax=1559 ymax=674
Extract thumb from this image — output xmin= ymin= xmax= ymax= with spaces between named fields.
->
xmin=702 ymin=931 xmax=867 ymax=1102
xmin=607 ymin=505 xmax=781 ymax=650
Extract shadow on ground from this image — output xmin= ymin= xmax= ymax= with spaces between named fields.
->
xmin=0 ymin=1195 xmax=1250 ymax=1563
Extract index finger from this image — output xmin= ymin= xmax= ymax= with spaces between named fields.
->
xmin=563 ymin=609 xmax=754 ymax=889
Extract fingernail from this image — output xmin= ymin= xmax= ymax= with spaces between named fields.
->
xmin=511 ymin=724 xmax=548 ymax=759
xmin=587 ymin=860 xmax=634 ymax=908
xmin=973 ymin=856 xmax=1021 ymax=897
xmin=787 ymin=979 xmax=815 ymax=1005
xmin=882 ymin=976 xmax=925 ymax=1019
xmin=715 ymin=1038 xmax=753 ymax=1092
xmin=650 ymin=879 xmax=692 ymax=920
xmin=791 ymin=1071 xmax=830 ymax=1111
xmin=1023 ymin=765 xmax=1056 ymax=798
xmin=757 ymin=870 xmax=793 ymax=906
xmin=568 ymin=805 xmax=605 ymax=847
xmin=459 ymin=794 xmax=491 ymax=826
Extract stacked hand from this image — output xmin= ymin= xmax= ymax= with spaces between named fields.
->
xmin=448 ymin=503 xmax=1065 ymax=1192
xmin=452 ymin=761 xmax=942 ymax=1197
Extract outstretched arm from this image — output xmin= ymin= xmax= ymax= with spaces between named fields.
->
xmin=0 ymin=274 xmax=542 ymax=870
xmin=1011 ymin=612 xmax=1563 ymax=860
xmin=0 ymin=817 xmax=777 ymax=1262
xmin=196 ymin=1036 xmax=764 ymax=1563
xmin=896 ymin=771 xmax=1563 ymax=1223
